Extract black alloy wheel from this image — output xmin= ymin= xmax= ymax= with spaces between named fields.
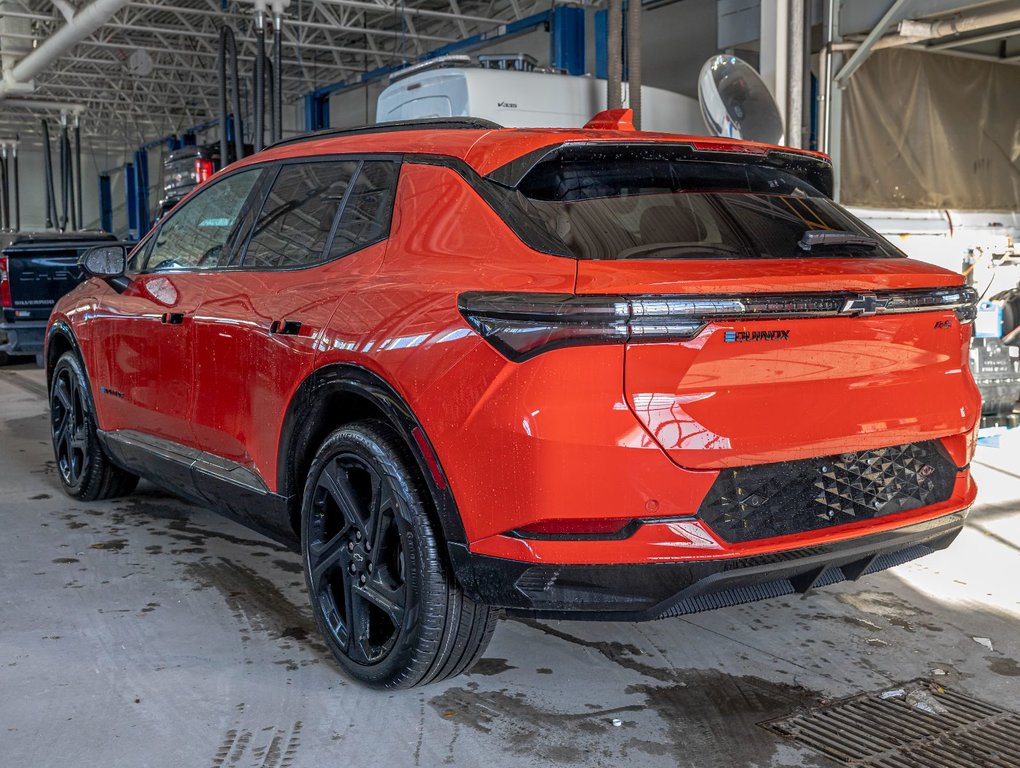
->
xmin=308 ymin=450 xmax=409 ymax=665
xmin=302 ymin=420 xmax=497 ymax=688
xmin=49 ymin=351 xmax=138 ymax=501
xmin=51 ymin=362 xmax=90 ymax=488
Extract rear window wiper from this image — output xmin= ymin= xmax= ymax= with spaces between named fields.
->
xmin=798 ymin=230 xmax=878 ymax=252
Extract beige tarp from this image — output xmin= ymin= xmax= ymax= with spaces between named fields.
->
xmin=842 ymin=48 xmax=1020 ymax=211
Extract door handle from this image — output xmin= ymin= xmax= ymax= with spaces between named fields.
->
xmin=270 ymin=319 xmax=302 ymax=336
xmin=160 ymin=312 xmax=185 ymax=325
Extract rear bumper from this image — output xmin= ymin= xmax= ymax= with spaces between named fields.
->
xmin=0 ymin=321 xmax=46 ymax=356
xmin=450 ymin=510 xmax=967 ymax=620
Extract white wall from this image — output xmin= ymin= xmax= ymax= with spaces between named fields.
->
xmin=11 ymin=142 xmax=126 ymax=233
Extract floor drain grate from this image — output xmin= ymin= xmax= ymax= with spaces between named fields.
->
xmin=763 ymin=680 xmax=1020 ymax=767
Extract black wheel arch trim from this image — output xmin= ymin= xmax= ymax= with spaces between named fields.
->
xmin=45 ymin=320 xmax=87 ymax=393
xmin=278 ymin=363 xmax=470 ymax=555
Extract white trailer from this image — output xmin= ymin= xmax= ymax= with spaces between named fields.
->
xmin=376 ymin=66 xmax=704 ymax=134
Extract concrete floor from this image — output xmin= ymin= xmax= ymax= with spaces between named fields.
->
xmin=1 ymin=363 xmax=1019 ymax=768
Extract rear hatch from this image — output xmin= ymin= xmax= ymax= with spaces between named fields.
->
xmin=513 ymin=142 xmax=979 ymax=469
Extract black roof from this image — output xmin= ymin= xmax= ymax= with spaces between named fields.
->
xmin=266 ymin=117 xmax=502 ymax=151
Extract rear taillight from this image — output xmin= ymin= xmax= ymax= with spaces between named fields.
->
xmin=195 ymin=158 xmax=214 ymax=184
xmin=0 ymin=257 xmax=10 ymax=309
xmin=459 ymin=287 xmax=979 ymax=362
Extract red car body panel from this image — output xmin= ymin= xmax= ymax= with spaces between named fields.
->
xmin=47 ymin=126 xmax=979 ymax=611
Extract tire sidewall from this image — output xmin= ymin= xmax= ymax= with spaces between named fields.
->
xmin=301 ymin=422 xmax=446 ymax=688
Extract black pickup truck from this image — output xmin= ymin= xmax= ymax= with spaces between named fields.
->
xmin=1 ymin=231 xmax=118 ymax=365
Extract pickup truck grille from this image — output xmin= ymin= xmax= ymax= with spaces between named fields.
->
xmin=697 ymin=441 xmax=958 ymax=543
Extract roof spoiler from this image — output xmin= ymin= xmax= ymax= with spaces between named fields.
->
xmin=485 ymin=140 xmax=835 ymax=199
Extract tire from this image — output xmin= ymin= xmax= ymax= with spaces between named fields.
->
xmin=49 ymin=351 xmax=139 ymax=501
xmin=301 ymin=419 xmax=497 ymax=688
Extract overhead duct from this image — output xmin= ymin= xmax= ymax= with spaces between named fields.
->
xmin=243 ymin=0 xmax=289 ymax=147
xmin=254 ymin=7 xmax=266 ymax=151
xmin=272 ymin=11 xmax=282 ymax=143
xmin=218 ymin=25 xmax=246 ymax=166
xmin=607 ymin=0 xmax=623 ymax=110
xmin=40 ymin=119 xmax=56 ymax=230
xmin=626 ymin=0 xmax=641 ymax=129
xmin=0 ymin=0 xmax=131 ymax=102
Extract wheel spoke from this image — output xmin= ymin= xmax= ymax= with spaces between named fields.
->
xmin=347 ymin=591 xmax=373 ymax=663
xmin=69 ymin=424 xmax=88 ymax=451
xmin=54 ymin=377 xmax=72 ymax=411
xmin=367 ymin=484 xmax=396 ymax=564
xmin=309 ymin=531 xmax=348 ymax=590
xmin=355 ymin=577 xmax=405 ymax=627
xmin=319 ymin=461 xmax=368 ymax=538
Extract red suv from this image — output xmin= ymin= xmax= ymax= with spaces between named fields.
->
xmin=47 ymin=117 xmax=980 ymax=688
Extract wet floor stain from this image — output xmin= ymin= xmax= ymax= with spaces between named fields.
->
xmin=90 ymin=539 xmax=128 ymax=551
xmin=467 ymin=657 xmax=517 ymax=677
xmin=987 ymin=656 xmax=1020 ymax=677
xmin=448 ymin=619 xmax=829 ymax=766
xmin=430 ymin=687 xmax=644 ymax=763
xmin=183 ymin=557 xmax=327 ymax=658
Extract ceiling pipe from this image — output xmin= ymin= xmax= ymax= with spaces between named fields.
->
xmin=3 ymin=98 xmax=86 ymax=112
xmin=833 ymin=4 xmax=1020 ymax=77
xmin=0 ymin=0 xmax=131 ymax=102
xmin=897 ymin=6 xmax=1020 ymax=42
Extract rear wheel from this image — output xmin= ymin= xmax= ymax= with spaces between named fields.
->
xmin=49 ymin=351 xmax=138 ymax=500
xmin=301 ymin=419 xmax=497 ymax=688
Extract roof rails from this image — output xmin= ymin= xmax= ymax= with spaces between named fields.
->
xmin=266 ymin=117 xmax=503 ymax=150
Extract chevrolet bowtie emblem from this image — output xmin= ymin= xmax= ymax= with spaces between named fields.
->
xmin=840 ymin=294 xmax=888 ymax=316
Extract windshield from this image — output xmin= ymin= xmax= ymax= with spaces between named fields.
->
xmin=516 ymin=156 xmax=903 ymax=261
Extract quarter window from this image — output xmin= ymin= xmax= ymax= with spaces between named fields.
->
xmin=243 ymin=161 xmax=359 ymax=269
xmin=143 ymin=168 xmax=262 ymax=272
xmin=328 ymin=161 xmax=400 ymax=260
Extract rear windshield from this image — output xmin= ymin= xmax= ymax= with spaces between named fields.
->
xmin=515 ymin=155 xmax=902 ymax=261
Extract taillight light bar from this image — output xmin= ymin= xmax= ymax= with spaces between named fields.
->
xmin=458 ymin=286 xmax=978 ymax=362
xmin=195 ymin=158 xmax=214 ymax=184
xmin=0 ymin=257 xmax=11 ymax=309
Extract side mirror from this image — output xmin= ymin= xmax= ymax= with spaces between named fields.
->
xmin=80 ymin=244 xmax=127 ymax=278
xmin=80 ymin=244 xmax=130 ymax=291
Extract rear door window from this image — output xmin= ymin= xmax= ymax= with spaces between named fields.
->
xmin=243 ymin=160 xmax=359 ymax=269
xmin=516 ymin=152 xmax=902 ymax=260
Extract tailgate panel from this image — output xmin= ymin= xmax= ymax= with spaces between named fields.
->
xmin=624 ymin=313 xmax=978 ymax=469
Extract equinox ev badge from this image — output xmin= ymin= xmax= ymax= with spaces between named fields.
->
xmin=841 ymin=293 xmax=889 ymax=316
xmin=724 ymin=329 xmax=791 ymax=343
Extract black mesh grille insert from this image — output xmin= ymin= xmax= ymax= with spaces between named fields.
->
xmin=697 ymin=441 xmax=957 ymax=543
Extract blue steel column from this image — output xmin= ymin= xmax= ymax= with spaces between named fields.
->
xmin=125 ymin=162 xmax=137 ymax=239
xmin=98 ymin=174 xmax=113 ymax=233
xmin=134 ymin=149 xmax=150 ymax=235
xmin=594 ymin=9 xmax=608 ymax=79
xmin=551 ymin=6 xmax=586 ymax=76
xmin=304 ymin=94 xmax=329 ymax=131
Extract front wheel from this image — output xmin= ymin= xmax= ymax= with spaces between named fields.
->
xmin=301 ymin=419 xmax=497 ymax=688
xmin=49 ymin=351 xmax=138 ymax=500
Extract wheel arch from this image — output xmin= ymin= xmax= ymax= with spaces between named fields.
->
xmin=45 ymin=320 xmax=84 ymax=391
xmin=278 ymin=363 xmax=469 ymax=556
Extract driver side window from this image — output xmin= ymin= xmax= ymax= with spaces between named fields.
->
xmin=142 ymin=168 xmax=262 ymax=272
